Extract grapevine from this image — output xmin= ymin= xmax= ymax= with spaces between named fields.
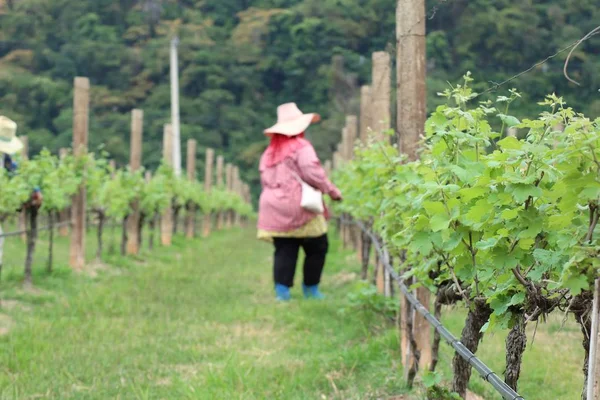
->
xmin=334 ymin=75 xmax=600 ymax=396
xmin=1 ymin=147 xmax=252 ymax=283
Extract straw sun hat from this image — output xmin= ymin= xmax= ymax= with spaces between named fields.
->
xmin=264 ymin=103 xmax=321 ymax=137
xmin=0 ymin=116 xmax=23 ymax=155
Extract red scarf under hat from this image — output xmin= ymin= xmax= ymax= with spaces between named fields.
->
xmin=262 ymin=133 xmax=310 ymax=168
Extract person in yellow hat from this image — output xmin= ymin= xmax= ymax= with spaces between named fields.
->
xmin=0 ymin=115 xmax=25 ymax=271
xmin=0 ymin=116 xmax=23 ymax=175
xmin=0 ymin=116 xmax=42 ymax=206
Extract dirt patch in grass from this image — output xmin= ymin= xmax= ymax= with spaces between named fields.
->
xmin=21 ymin=284 xmax=47 ymax=296
xmin=84 ymin=260 xmax=111 ymax=278
xmin=214 ymin=321 xmax=284 ymax=353
xmin=330 ymin=271 xmax=358 ymax=287
xmin=0 ymin=313 xmax=14 ymax=336
xmin=466 ymin=390 xmax=484 ymax=400
xmin=212 ymin=321 xmax=281 ymax=340
xmin=172 ymin=364 xmax=202 ymax=380
xmin=0 ymin=299 xmax=32 ymax=312
xmin=155 ymin=377 xmax=172 ymax=386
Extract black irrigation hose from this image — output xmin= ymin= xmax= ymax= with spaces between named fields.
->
xmin=340 ymin=216 xmax=525 ymax=400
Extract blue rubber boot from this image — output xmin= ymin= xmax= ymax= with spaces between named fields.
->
xmin=302 ymin=284 xmax=325 ymax=300
xmin=275 ymin=283 xmax=291 ymax=301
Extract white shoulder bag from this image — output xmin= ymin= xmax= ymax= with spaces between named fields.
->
xmin=290 ymin=170 xmax=324 ymax=214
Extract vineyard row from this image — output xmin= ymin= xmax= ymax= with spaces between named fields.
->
xmin=0 ymin=77 xmax=253 ymax=287
xmin=325 ymin=60 xmax=600 ymax=400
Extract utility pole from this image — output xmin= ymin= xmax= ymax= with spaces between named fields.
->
xmin=170 ymin=36 xmax=182 ymax=177
xmin=161 ymin=124 xmax=174 ymax=246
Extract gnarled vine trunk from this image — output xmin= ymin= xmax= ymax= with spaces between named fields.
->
xmin=138 ymin=213 xmax=145 ymax=249
xmin=173 ymin=206 xmax=181 ymax=234
xmin=452 ymin=299 xmax=492 ymax=398
xmin=571 ymin=291 xmax=594 ymax=400
xmin=404 ymin=275 xmax=421 ymax=388
xmin=505 ymin=314 xmax=527 ymax=391
xmin=47 ymin=211 xmax=55 ymax=273
xmin=110 ymin=217 xmax=116 ymax=254
xmin=430 ymin=295 xmax=443 ymax=373
xmin=24 ymin=206 xmax=39 ymax=286
xmin=96 ymin=211 xmax=105 ymax=259
xmin=360 ymin=229 xmax=371 ymax=280
xmin=149 ymin=213 xmax=157 ymax=250
xmin=0 ymin=221 xmax=5 ymax=281
xmin=120 ymin=216 xmax=128 ymax=256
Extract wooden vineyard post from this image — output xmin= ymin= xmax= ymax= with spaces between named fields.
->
xmin=372 ymin=51 xmax=391 ymax=297
xmin=552 ymin=123 xmax=564 ymax=149
xmin=161 ymin=124 xmax=174 ymax=246
xmin=243 ymin=183 xmax=251 ymax=227
xmin=225 ymin=164 xmax=233 ymax=228
xmin=185 ymin=140 xmax=197 ymax=239
xmin=126 ymin=109 xmax=143 ymax=255
xmin=372 ymin=52 xmax=391 ymax=141
xmin=359 ymin=85 xmax=373 ymax=277
xmin=339 ymin=128 xmax=351 ymax=249
xmin=332 ymin=151 xmax=342 ymax=174
xmin=360 ymin=85 xmax=372 ymax=143
xmin=397 ymin=0 xmax=431 ymax=372
xmin=203 ymin=148 xmax=214 ymax=237
xmin=216 ymin=155 xmax=225 ymax=230
xmin=233 ymin=167 xmax=242 ymax=227
xmin=588 ymin=278 xmax=600 ymax=400
xmin=58 ymin=148 xmax=70 ymax=237
xmin=332 ymin=150 xmax=342 ymax=236
xmin=345 ymin=115 xmax=361 ymax=256
xmin=18 ymin=136 xmax=28 ymax=241
xmin=345 ymin=117 xmax=357 ymax=158
xmin=69 ymin=77 xmax=89 ymax=271
xmin=19 ymin=135 xmax=28 ymax=160
xmin=324 ymin=160 xmax=332 ymax=177
xmin=240 ymin=183 xmax=247 ymax=227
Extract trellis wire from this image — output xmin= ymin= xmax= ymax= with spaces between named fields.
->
xmin=0 ymin=221 xmax=72 ymax=238
xmin=0 ymin=211 xmax=125 ymax=239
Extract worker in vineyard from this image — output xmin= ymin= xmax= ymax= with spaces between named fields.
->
xmin=0 ymin=116 xmax=23 ymax=173
xmin=257 ymin=103 xmax=343 ymax=301
xmin=0 ymin=116 xmax=25 ymax=268
xmin=0 ymin=116 xmax=42 ymax=208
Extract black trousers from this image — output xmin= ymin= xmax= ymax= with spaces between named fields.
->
xmin=273 ymin=234 xmax=329 ymax=288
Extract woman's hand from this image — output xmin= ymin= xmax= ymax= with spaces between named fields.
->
xmin=330 ymin=188 xmax=343 ymax=202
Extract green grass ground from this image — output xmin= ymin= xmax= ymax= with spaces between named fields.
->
xmin=0 ymin=224 xmax=586 ymax=399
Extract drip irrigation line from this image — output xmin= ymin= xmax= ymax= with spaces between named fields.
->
xmin=338 ymin=216 xmax=525 ymax=400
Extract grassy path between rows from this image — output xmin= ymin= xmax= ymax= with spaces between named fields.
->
xmin=0 ymin=228 xmax=405 ymax=399
xmin=0 ymin=226 xmax=585 ymax=399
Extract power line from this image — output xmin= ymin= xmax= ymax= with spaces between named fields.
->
xmin=563 ymin=25 xmax=600 ymax=86
xmin=478 ymin=25 xmax=600 ymax=97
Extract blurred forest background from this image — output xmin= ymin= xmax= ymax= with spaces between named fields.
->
xmin=0 ymin=0 xmax=598 ymax=194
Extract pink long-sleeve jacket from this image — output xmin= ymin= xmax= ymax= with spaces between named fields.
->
xmin=257 ymin=144 xmax=341 ymax=232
